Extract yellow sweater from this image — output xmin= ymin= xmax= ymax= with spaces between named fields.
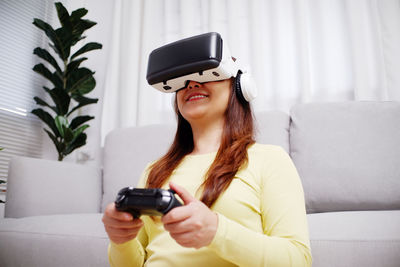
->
xmin=108 ymin=144 xmax=312 ymax=266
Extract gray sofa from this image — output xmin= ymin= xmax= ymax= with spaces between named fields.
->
xmin=0 ymin=101 xmax=399 ymax=267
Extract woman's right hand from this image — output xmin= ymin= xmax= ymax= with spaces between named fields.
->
xmin=102 ymin=203 xmax=144 ymax=244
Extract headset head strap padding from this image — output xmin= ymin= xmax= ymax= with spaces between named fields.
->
xmin=235 ymin=70 xmax=246 ymax=103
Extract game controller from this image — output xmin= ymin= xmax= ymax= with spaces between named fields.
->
xmin=114 ymin=187 xmax=183 ymax=218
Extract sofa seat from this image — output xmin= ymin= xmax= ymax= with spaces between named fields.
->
xmin=308 ymin=210 xmax=400 ymax=267
xmin=0 ymin=213 xmax=109 ymax=267
xmin=3 ymin=211 xmax=399 ymax=267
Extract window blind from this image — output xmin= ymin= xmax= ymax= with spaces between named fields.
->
xmin=0 ymin=0 xmax=55 ymax=202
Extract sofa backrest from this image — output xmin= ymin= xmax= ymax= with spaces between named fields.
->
xmin=102 ymin=125 xmax=176 ymax=211
xmin=102 ymin=102 xmax=400 ymax=214
xmin=290 ymin=101 xmax=400 ymax=213
xmin=101 ymin=111 xmax=291 ymax=211
xmin=255 ymin=111 xmax=290 ymax=153
xmin=6 ymin=157 xmax=102 ymax=218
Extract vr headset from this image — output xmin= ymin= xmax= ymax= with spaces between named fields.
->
xmin=146 ymin=32 xmax=257 ymax=102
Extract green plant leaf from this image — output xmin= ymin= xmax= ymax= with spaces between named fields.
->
xmin=72 ymin=19 xmax=96 ymax=37
xmin=33 ymin=18 xmax=67 ymax=60
xmin=71 ymin=94 xmax=98 ymax=104
xmin=54 ymin=27 xmax=72 ymax=59
xmin=70 ymin=8 xmax=88 ymax=22
xmin=63 ymin=125 xmax=74 ymax=142
xmin=72 ymin=124 xmax=89 ymax=141
xmin=64 ymin=132 xmax=87 ymax=155
xmin=70 ymin=35 xmax=86 ymax=47
xmin=71 ymin=42 xmax=102 ymax=60
xmin=33 ymin=47 xmax=62 ymax=74
xmin=33 ymin=63 xmax=63 ymax=88
xmin=33 ymin=63 xmax=53 ymax=83
xmin=78 ymin=75 xmax=96 ymax=94
xmin=55 ymin=2 xmax=72 ymax=30
xmin=32 ymin=108 xmax=60 ymax=137
xmin=48 ymin=43 xmax=61 ymax=60
xmin=33 ymin=96 xmax=57 ymax=113
xmin=69 ymin=115 xmax=94 ymax=130
xmin=32 ymin=18 xmax=57 ymax=43
xmin=44 ymin=129 xmax=63 ymax=153
xmin=67 ymin=57 xmax=87 ymax=75
xmin=68 ymin=17 xmax=96 ymax=47
xmin=43 ymin=87 xmax=70 ymax=115
xmin=66 ymin=68 xmax=95 ymax=94
xmin=68 ymin=95 xmax=98 ymax=116
xmin=55 ymin=115 xmax=68 ymax=137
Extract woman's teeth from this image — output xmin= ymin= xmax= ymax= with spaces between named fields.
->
xmin=188 ymin=95 xmax=207 ymax=101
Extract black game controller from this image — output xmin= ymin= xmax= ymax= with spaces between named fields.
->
xmin=114 ymin=187 xmax=183 ymax=218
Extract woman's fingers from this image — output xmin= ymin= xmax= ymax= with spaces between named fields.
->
xmin=162 ymin=203 xmax=194 ymax=225
xmin=161 ymin=183 xmax=218 ymax=249
xmin=102 ymin=202 xmax=144 ymax=244
xmin=103 ymin=215 xmax=143 ymax=229
xmin=163 ymin=202 xmax=204 ymax=231
xmin=169 ymin=182 xmax=196 ymax=204
xmin=104 ymin=202 xmax=133 ymax=221
xmin=104 ymin=223 xmax=142 ymax=237
xmin=103 ymin=203 xmax=142 ymax=228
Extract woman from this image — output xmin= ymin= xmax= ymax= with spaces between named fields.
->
xmin=102 ymin=75 xmax=312 ymax=266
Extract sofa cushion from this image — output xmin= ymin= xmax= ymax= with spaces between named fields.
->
xmin=0 ymin=213 xmax=109 ymax=267
xmin=102 ymin=124 xmax=176 ymax=211
xmin=5 ymin=157 xmax=102 ymax=218
xmin=255 ymin=110 xmax=290 ymax=153
xmin=290 ymin=102 xmax=400 ymax=213
xmin=308 ymin=210 xmax=400 ymax=267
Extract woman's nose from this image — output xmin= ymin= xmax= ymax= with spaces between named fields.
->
xmin=186 ymin=81 xmax=201 ymax=89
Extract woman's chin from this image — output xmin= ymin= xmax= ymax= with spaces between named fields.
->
xmin=181 ymin=108 xmax=209 ymax=122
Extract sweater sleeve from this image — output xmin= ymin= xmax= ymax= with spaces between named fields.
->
xmin=208 ymin=147 xmax=312 ymax=266
xmin=108 ymin=227 xmax=148 ymax=267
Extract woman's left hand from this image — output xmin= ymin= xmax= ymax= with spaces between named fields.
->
xmin=162 ymin=182 xmax=218 ymax=249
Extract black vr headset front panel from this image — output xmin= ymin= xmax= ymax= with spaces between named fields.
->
xmin=146 ymin=32 xmax=223 ymax=86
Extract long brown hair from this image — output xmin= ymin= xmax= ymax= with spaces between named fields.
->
xmin=146 ymin=79 xmax=255 ymax=207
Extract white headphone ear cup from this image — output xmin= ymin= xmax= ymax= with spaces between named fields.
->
xmin=239 ymin=72 xmax=257 ymax=102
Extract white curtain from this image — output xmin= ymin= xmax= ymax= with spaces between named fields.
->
xmin=101 ymin=0 xmax=400 ymax=143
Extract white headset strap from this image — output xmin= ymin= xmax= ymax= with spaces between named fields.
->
xmin=221 ymin=39 xmax=241 ymax=77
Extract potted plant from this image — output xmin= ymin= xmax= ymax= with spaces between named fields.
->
xmin=31 ymin=2 xmax=102 ymax=161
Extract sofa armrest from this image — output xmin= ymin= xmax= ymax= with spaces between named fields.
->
xmin=4 ymin=157 xmax=102 ymax=218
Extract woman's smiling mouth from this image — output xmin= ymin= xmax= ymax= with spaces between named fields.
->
xmin=186 ymin=94 xmax=209 ymax=102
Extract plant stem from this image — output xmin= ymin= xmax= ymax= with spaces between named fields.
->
xmin=63 ymin=59 xmax=68 ymax=90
